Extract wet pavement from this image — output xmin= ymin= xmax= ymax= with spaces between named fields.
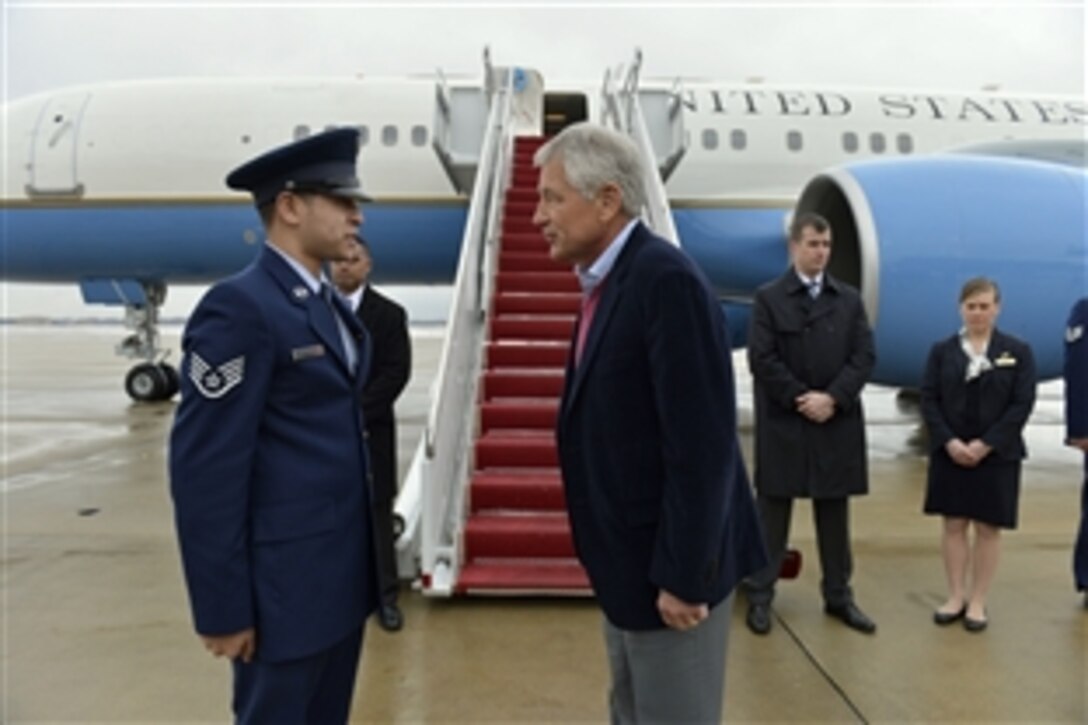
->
xmin=2 ymin=324 xmax=1085 ymax=723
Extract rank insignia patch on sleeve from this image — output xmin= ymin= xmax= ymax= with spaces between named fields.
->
xmin=189 ymin=353 xmax=245 ymax=399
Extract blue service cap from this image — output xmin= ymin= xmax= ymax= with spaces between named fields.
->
xmin=225 ymin=128 xmax=371 ymax=207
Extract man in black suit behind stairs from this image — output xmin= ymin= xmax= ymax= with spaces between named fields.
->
xmin=332 ymin=236 xmax=412 ymax=632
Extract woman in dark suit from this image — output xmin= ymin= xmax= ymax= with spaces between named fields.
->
xmin=921 ymin=277 xmax=1036 ymax=632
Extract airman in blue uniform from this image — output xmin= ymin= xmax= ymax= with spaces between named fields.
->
xmin=169 ymin=128 xmax=378 ymax=723
xmin=1065 ymin=297 xmax=1088 ymax=606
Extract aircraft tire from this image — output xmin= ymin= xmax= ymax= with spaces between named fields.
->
xmin=125 ymin=363 xmax=168 ymax=402
xmin=159 ymin=363 xmax=180 ymax=400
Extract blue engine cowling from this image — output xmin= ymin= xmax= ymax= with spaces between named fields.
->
xmin=796 ymin=154 xmax=1087 ymax=385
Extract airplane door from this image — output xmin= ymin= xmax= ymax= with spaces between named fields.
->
xmin=28 ymin=92 xmax=90 ymax=197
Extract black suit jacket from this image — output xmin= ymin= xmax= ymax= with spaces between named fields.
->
xmin=556 ymin=222 xmax=767 ymax=631
xmin=920 ymin=328 xmax=1036 ymax=461
xmin=354 ymin=286 xmax=411 ymax=502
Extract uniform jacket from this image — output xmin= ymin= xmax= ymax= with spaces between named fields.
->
xmin=556 ymin=222 xmax=767 ymax=631
xmin=1065 ymin=298 xmax=1088 ymax=444
xmin=169 ymin=246 xmax=378 ymax=663
xmin=920 ymin=328 xmax=1036 ymax=461
xmin=748 ymin=271 xmax=875 ymax=498
xmin=354 ymin=287 xmax=411 ymax=503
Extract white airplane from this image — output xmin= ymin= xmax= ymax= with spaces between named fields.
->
xmin=2 ymin=56 xmax=1085 ymax=400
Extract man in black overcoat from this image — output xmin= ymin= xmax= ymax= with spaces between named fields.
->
xmin=332 ymin=236 xmax=412 ymax=632
xmin=744 ymin=212 xmax=877 ymax=635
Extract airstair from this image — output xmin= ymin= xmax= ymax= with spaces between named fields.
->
xmin=396 ymin=50 xmax=687 ymax=596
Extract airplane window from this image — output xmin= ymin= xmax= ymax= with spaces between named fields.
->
xmin=702 ymin=129 xmax=719 ymax=150
xmin=897 ymin=133 xmax=914 ymax=154
xmin=842 ymin=132 xmax=858 ymax=153
xmin=382 ymin=125 xmax=398 ymax=146
xmin=358 ymin=125 xmax=369 ymax=147
xmin=293 ymin=124 xmax=310 ymax=140
xmin=787 ymin=130 xmax=803 ymax=152
xmin=411 ymin=125 xmax=428 ymax=147
xmin=730 ymin=129 xmax=747 ymax=151
xmin=869 ymin=132 xmax=886 ymax=154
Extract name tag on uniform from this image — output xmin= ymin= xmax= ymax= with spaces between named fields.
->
xmin=291 ymin=344 xmax=326 ymax=362
xmin=994 ymin=352 xmax=1017 ymax=367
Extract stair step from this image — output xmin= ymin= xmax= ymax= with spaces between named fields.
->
xmin=505 ymin=187 xmax=538 ymax=202
xmin=493 ymin=293 xmax=581 ymax=316
xmin=496 ymin=272 xmax=579 ymax=294
xmin=491 ymin=316 xmax=575 ymax=342
xmin=515 ymin=136 xmax=548 ymax=150
xmin=475 ymin=432 xmax=558 ymax=468
xmin=501 ymin=231 xmax=547 ymax=251
xmin=481 ymin=371 xmax=564 ymax=400
xmin=498 ymin=252 xmax=569 ymax=273
xmin=479 ymin=401 xmax=559 ymax=432
xmin=487 ymin=342 xmax=570 ymax=368
xmin=471 ymin=470 xmax=564 ymax=510
xmin=464 ymin=512 xmax=575 ymax=558
xmin=456 ymin=560 xmax=590 ymax=594
xmin=502 ymin=218 xmax=541 ymax=235
xmin=504 ymin=199 xmax=537 ymax=218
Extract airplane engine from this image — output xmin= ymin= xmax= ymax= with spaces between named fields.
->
xmin=796 ymin=155 xmax=1087 ymax=385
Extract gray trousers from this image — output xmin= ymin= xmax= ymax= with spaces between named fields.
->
xmin=746 ymin=494 xmax=854 ymax=607
xmin=602 ymin=593 xmax=732 ymax=724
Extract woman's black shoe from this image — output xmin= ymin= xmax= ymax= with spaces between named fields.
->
xmin=963 ymin=613 xmax=988 ymax=632
xmin=933 ymin=606 xmax=966 ymax=626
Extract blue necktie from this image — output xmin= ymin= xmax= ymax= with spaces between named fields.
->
xmin=320 ymin=283 xmax=357 ymax=371
xmin=807 ymin=280 xmax=820 ymax=299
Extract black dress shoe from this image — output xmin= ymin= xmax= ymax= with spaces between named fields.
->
xmin=824 ymin=602 xmax=877 ymax=634
xmin=746 ymin=603 xmax=772 ymax=635
xmin=377 ymin=604 xmax=403 ymax=632
xmin=933 ymin=605 xmax=967 ymax=626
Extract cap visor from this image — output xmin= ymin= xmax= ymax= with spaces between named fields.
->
xmin=329 ymin=187 xmax=372 ymax=203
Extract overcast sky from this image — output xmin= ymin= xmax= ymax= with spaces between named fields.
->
xmin=2 ymin=1 xmax=1085 ymax=320
xmin=5 ymin=2 xmax=1086 ymax=98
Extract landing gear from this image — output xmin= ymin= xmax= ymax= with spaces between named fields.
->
xmin=116 ymin=282 xmax=179 ymax=403
xmin=124 ymin=362 xmax=179 ymax=402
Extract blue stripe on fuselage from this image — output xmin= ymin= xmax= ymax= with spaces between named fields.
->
xmin=0 ymin=202 xmax=468 ymax=284
xmin=1 ymin=202 xmax=791 ymax=313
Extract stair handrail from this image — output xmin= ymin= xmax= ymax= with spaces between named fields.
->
xmin=601 ymin=50 xmax=680 ymax=246
xmin=420 ymin=71 xmax=515 ymax=595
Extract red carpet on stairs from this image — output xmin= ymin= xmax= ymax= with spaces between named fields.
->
xmin=457 ymin=136 xmax=591 ymax=595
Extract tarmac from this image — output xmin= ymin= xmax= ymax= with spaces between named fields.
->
xmin=2 ymin=323 xmax=1085 ymax=723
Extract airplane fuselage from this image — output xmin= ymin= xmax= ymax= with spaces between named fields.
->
xmin=2 ymin=73 xmax=1085 ymax=386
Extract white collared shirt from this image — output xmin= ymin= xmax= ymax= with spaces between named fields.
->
xmin=342 ymin=284 xmax=366 ymax=314
xmin=575 ymin=218 xmax=639 ymax=296
xmin=795 ymin=270 xmax=825 ymax=296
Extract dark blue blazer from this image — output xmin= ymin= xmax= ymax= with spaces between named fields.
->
xmin=169 ymin=246 xmax=378 ymax=663
xmin=920 ymin=328 xmax=1036 ymax=461
xmin=1065 ymin=298 xmax=1088 ymax=444
xmin=556 ymin=223 xmax=767 ymax=631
